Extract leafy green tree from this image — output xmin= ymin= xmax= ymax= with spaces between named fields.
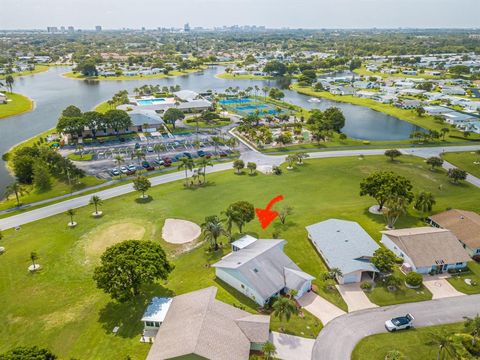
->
xmin=93 ymin=240 xmax=173 ymax=302
xmin=360 ymin=171 xmax=414 ymax=211
xmin=74 ymin=59 xmax=98 ymax=76
xmin=426 ymin=157 xmax=444 ymax=171
xmin=12 ymin=154 xmax=36 ymax=184
xmin=371 ymin=248 xmax=399 ymax=274
xmin=233 ymin=159 xmax=245 ymax=174
xmin=464 ymin=314 xmax=480 ymax=346
xmin=5 ymin=75 xmax=14 ymax=93
xmin=263 ymin=60 xmax=287 ymax=76
xmin=323 ymin=107 xmax=345 ymax=132
xmin=201 ymin=215 xmax=228 ymax=250
xmin=247 ymin=162 xmax=257 ymax=175
xmin=269 ymin=88 xmax=285 ymax=100
xmin=384 ymin=149 xmax=402 ymax=162
xmin=104 ymin=110 xmax=132 ymax=136
xmin=416 ymin=106 xmax=426 ymax=117
xmin=132 ymin=176 xmax=151 ymax=198
xmin=427 ymin=332 xmax=457 ymax=360
xmin=32 ymin=162 xmax=51 ymax=192
xmin=447 ymin=168 xmax=467 ymax=184
xmin=163 ymin=108 xmax=185 ymax=129
xmin=440 ymin=127 xmax=450 ymax=141
xmin=0 ymin=346 xmax=57 ymax=360
xmin=62 ymin=105 xmax=82 ymax=118
xmin=225 ymin=201 xmax=255 ymax=233
xmin=272 ymin=297 xmax=298 ymax=324
xmin=89 ymin=195 xmax=102 ymax=215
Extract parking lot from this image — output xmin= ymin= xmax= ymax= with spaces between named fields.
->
xmin=61 ymin=132 xmax=235 ymax=179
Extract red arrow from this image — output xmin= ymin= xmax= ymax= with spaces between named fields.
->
xmin=255 ymin=195 xmax=284 ymax=229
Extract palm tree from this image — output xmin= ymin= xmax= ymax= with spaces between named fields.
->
xmin=296 ymin=151 xmax=309 ymax=164
xmin=178 ymin=157 xmax=194 ymax=186
xmin=383 ymin=196 xmax=408 ymax=229
xmin=262 ymin=86 xmax=270 ymax=100
xmin=211 ymin=136 xmax=222 ymax=154
xmin=464 ymin=314 xmax=480 ymax=346
xmin=427 ymin=332 xmax=457 ymax=360
xmin=89 ymin=195 xmax=102 ymax=215
xmin=254 ymin=85 xmax=260 ymax=98
xmin=222 ymin=207 xmax=239 ymax=237
xmin=66 ymin=209 xmax=76 ymax=225
xmin=30 ymin=251 xmax=38 ymax=269
xmin=414 ymin=191 xmax=436 ymax=218
xmin=5 ymin=181 xmax=27 ymax=207
xmin=440 ymin=127 xmax=450 ymax=141
xmin=329 ymin=267 xmax=343 ymax=281
xmin=197 ymin=158 xmax=213 ymax=183
xmin=153 ymin=143 xmax=165 ymax=154
xmin=287 ymin=289 xmax=298 ymax=300
xmin=114 ymin=155 xmax=125 ymax=175
xmin=5 ymin=75 xmax=14 ymax=93
xmin=286 ymin=154 xmax=296 ymax=169
xmin=272 ymin=297 xmax=298 ymax=328
xmin=201 ymin=215 xmax=227 ymax=250
xmin=262 ymin=341 xmax=277 ymax=360
xmin=132 ymin=150 xmax=145 ymax=165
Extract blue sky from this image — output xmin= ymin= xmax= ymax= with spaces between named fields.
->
xmin=1 ymin=0 xmax=479 ymax=29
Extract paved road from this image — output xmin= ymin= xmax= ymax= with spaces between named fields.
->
xmin=2 ymin=144 xmax=480 ymax=230
xmin=311 ymin=294 xmax=480 ymax=360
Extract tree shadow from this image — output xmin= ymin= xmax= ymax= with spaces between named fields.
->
xmin=135 ymin=195 xmax=153 ymax=204
xmin=97 ymin=283 xmax=174 ymax=339
xmin=213 ymin=278 xmax=259 ymax=311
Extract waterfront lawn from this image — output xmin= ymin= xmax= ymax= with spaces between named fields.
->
xmin=442 ymin=151 xmax=480 ymax=178
xmin=1 ymin=155 xmax=479 ymax=359
xmin=0 ymin=92 xmax=33 ymax=119
xmin=0 ymin=65 xmax=49 ymax=79
xmin=352 ymin=322 xmax=464 ymax=360
xmin=0 ymin=176 xmax=104 ymax=211
xmin=63 ymin=68 xmax=205 ymax=81
xmin=291 ymin=83 xmax=479 ymax=142
xmin=447 ymin=261 xmax=480 ymax=295
xmin=216 ymin=72 xmax=271 ymax=80
xmin=366 ymin=268 xmax=432 ymax=306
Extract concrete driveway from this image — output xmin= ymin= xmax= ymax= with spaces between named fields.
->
xmin=297 ymin=292 xmax=346 ymax=325
xmin=270 ymin=332 xmax=315 ymax=360
xmin=336 ymin=283 xmax=378 ymax=312
xmin=423 ymin=274 xmax=465 ymax=299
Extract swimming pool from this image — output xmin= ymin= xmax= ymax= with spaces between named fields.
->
xmin=137 ymin=98 xmax=168 ymax=106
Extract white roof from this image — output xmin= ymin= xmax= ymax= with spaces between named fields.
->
xmin=231 ymin=235 xmax=257 ymax=249
xmin=174 ymin=90 xmax=199 ymax=102
xmin=141 ymin=297 xmax=172 ymax=322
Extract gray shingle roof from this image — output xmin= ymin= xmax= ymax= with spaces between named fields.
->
xmin=213 ymin=240 xmax=313 ymax=299
xmin=146 ymin=287 xmax=269 ymax=360
xmin=306 ymin=219 xmax=380 ymax=274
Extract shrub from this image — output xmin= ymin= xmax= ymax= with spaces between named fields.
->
xmin=272 ymin=166 xmax=282 ymax=175
xmin=405 ymin=272 xmax=423 ymax=287
xmin=360 ymin=282 xmax=372 ymax=291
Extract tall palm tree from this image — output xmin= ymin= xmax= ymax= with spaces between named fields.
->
xmin=211 ymin=136 xmax=222 ymax=155
xmin=272 ymin=297 xmax=298 ymax=327
xmin=414 ymin=191 xmax=436 ymax=218
xmin=5 ymin=75 xmax=14 ymax=93
xmin=178 ymin=157 xmax=194 ymax=186
xmin=201 ymin=215 xmax=227 ymax=250
xmin=132 ymin=150 xmax=145 ymax=165
xmin=427 ymin=332 xmax=457 ymax=360
xmin=197 ymin=158 xmax=213 ymax=183
xmin=114 ymin=155 xmax=125 ymax=173
xmin=66 ymin=209 xmax=76 ymax=225
xmin=5 ymin=181 xmax=27 ymax=207
xmin=89 ymin=195 xmax=102 ymax=215
xmin=222 ymin=207 xmax=239 ymax=237
xmin=262 ymin=86 xmax=270 ymax=100
xmin=30 ymin=251 xmax=38 ymax=269
xmin=383 ymin=196 xmax=408 ymax=229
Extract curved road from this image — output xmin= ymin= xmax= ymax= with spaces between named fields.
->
xmin=1 ymin=144 xmax=480 ymax=230
xmin=312 ymin=294 xmax=480 ymax=360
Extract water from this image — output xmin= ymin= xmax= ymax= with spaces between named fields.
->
xmin=0 ymin=66 xmax=421 ymax=191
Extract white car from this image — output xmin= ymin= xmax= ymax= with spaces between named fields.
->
xmin=385 ymin=313 xmax=414 ymax=332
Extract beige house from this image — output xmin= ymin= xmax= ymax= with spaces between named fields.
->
xmin=428 ymin=209 xmax=480 ymax=257
xmin=146 ymin=287 xmax=270 ymax=360
xmin=381 ymin=227 xmax=471 ymax=274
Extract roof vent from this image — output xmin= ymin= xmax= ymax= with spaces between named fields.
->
xmin=345 ymin=239 xmax=349 ymax=242
xmin=237 ymin=262 xmax=242 ymax=265
xmin=460 ymin=216 xmax=465 ymax=220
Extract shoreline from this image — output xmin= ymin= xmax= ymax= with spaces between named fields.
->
xmin=0 ymin=93 xmax=35 ymax=121
xmin=61 ymin=67 xmax=207 ymax=81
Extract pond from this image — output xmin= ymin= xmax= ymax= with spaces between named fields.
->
xmin=0 ymin=66 xmax=422 ymax=191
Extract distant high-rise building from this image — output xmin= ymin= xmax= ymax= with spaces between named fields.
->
xmin=184 ymin=23 xmax=190 ymax=32
xmin=47 ymin=27 xmax=58 ymax=33
xmin=68 ymin=26 xmax=74 ymax=32
xmin=141 ymin=27 xmax=146 ymax=31
xmin=95 ymin=25 xmax=102 ymax=32
xmin=60 ymin=26 xmax=66 ymax=32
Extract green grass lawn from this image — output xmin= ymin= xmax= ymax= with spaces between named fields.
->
xmin=291 ymin=83 xmax=479 ymax=142
xmin=447 ymin=261 xmax=480 ymax=294
xmin=0 ymin=92 xmax=33 ymax=119
xmin=442 ymin=151 xmax=480 ymax=178
xmin=184 ymin=119 xmax=231 ymax=128
xmin=0 ymin=65 xmax=49 ymax=80
xmin=352 ymin=322 xmax=465 ymax=360
xmin=366 ymin=268 xmax=432 ymax=306
xmin=1 ymin=155 xmax=479 ymax=359
xmin=354 ymin=66 xmax=446 ymax=80
xmin=63 ymin=68 xmax=206 ymax=81
xmin=216 ymin=72 xmax=271 ymax=80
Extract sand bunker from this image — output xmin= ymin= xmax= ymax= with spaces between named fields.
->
xmin=84 ymin=222 xmax=146 ymax=258
xmin=162 ymin=219 xmax=201 ymax=244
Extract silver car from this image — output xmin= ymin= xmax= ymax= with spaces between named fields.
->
xmin=385 ymin=313 xmax=414 ymax=332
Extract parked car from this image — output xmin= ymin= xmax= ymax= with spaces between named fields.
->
xmin=110 ymin=168 xmax=121 ymax=176
xmin=153 ymin=159 xmax=164 ymax=166
xmin=119 ymin=137 xmax=126 ymax=143
xmin=385 ymin=314 xmax=414 ymax=332
xmin=183 ymin=152 xmax=192 ymax=159
xmin=120 ymin=166 xmax=129 ymax=174
xmin=134 ymin=143 xmax=140 ymax=149
xmin=142 ymin=161 xmax=155 ymax=171
xmin=197 ymin=150 xmax=206 ymax=157
xmin=162 ymin=157 xmax=172 ymax=167
xmin=127 ymin=164 xmax=137 ymax=172
xmin=147 ymin=146 xmax=154 ymax=152
xmin=218 ymin=151 xmax=228 ymax=157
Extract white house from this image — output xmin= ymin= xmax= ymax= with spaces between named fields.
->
xmin=306 ymin=219 xmax=380 ymax=284
xmin=0 ymin=92 xmax=6 ymax=104
xmin=381 ymin=227 xmax=470 ymax=274
xmin=141 ymin=297 xmax=172 ymax=341
xmin=212 ymin=237 xmax=314 ymax=306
